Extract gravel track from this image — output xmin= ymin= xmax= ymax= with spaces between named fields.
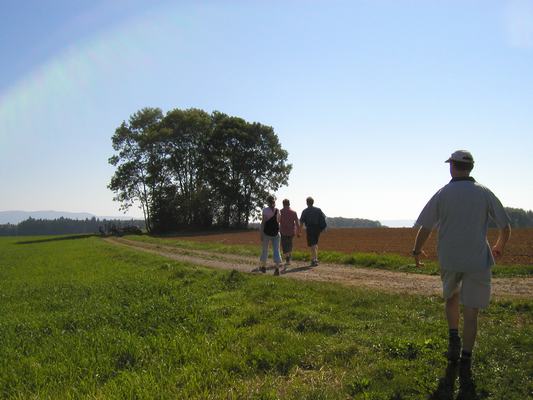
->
xmin=105 ymin=237 xmax=532 ymax=300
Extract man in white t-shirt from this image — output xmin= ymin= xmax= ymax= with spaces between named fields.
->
xmin=412 ymin=150 xmax=511 ymax=367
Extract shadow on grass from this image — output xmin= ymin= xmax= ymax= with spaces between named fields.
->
xmin=16 ymin=234 xmax=98 ymax=245
xmin=282 ymin=264 xmax=314 ymax=274
xmin=250 ymin=265 xmax=278 ymax=274
xmin=429 ymin=362 xmax=479 ymax=400
xmin=250 ymin=264 xmax=315 ymax=275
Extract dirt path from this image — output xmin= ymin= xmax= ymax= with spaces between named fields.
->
xmin=104 ymin=237 xmax=532 ymax=300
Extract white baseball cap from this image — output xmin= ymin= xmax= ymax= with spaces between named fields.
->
xmin=445 ymin=150 xmax=474 ymax=164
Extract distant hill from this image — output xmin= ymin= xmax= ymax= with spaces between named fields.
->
xmin=0 ymin=210 xmax=96 ymax=224
xmin=326 ymin=217 xmax=382 ymax=228
xmin=380 ymin=220 xmax=415 ymax=228
xmin=0 ymin=210 xmax=138 ymax=225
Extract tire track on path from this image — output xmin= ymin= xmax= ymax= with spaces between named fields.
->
xmin=104 ymin=237 xmax=532 ymax=299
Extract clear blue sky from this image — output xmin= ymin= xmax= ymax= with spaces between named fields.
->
xmin=1 ymin=0 xmax=532 ymax=223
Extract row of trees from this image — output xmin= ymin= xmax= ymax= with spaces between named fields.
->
xmin=326 ymin=217 xmax=382 ymax=228
xmin=0 ymin=217 xmax=144 ymax=236
xmin=1 ymin=208 xmax=530 ymax=236
xmin=499 ymin=208 xmax=533 ymax=228
xmin=109 ymin=108 xmax=292 ymax=233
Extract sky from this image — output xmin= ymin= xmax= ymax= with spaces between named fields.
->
xmin=1 ymin=0 xmax=532 ymax=225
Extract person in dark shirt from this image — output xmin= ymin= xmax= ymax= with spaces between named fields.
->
xmin=299 ymin=196 xmax=326 ymax=267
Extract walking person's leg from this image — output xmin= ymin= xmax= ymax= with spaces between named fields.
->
xmin=461 ymin=307 xmax=479 ymax=355
xmin=272 ymin=234 xmax=282 ymax=275
xmin=306 ymin=228 xmax=319 ymax=266
xmin=305 ymin=229 xmax=313 ymax=266
xmin=445 ymin=290 xmax=462 ymax=362
xmin=280 ymin=235 xmax=290 ymax=267
xmin=442 ymin=272 xmax=462 ymax=362
xmin=259 ymin=235 xmax=270 ymax=272
xmin=312 ymin=244 xmax=318 ymax=266
xmin=284 ymin=235 xmax=294 ymax=269
xmin=459 ymin=269 xmax=490 ymax=364
xmin=446 ymin=290 xmax=460 ymax=330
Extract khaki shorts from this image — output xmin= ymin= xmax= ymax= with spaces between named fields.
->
xmin=440 ymin=269 xmax=492 ymax=309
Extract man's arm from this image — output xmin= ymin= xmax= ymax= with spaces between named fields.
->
xmin=492 ymin=223 xmax=511 ymax=259
xmin=260 ymin=210 xmax=266 ymax=240
xmin=413 ymin=226 xmax=431 ymax=267
xmin=299 ymin=210 xmax=306 ymax=230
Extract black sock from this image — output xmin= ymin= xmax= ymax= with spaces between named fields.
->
xmin=449 ymin=329 xmax=459 ymax=338
xmin=461 ymin=350 xmax=472 ymax=359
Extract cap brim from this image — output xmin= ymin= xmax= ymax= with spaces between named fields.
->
xmin=445 ymin=157 xmax=474 ymax=164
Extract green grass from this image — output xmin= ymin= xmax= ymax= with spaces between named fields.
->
xmin=0 ymin=235 xmax=531 ymax=399
xmin=125 ymin=234 xmax=533 ymax=277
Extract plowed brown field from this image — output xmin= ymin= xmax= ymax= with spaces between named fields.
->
xmin=164 ymin=227 xmax=533 ymax=265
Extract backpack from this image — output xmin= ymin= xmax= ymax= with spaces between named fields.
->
xmin=263 ymin=209 xmax=279 ymax=236
xmin=319 ymin=211 xmax=327 ymax=231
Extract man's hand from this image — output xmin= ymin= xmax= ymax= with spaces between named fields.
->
xmin=492 ymin=244 xmax=504 ymax=259
xmin=414 ymin=250 xmax=427 ymax=267
xmin=492 ymin=224 xmax=511 ymax=261
xmin=413 ymin=226 xmax=431 ymax=268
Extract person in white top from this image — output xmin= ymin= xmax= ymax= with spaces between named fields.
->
xmin=258 ymin=195 xmax=283 ymax=275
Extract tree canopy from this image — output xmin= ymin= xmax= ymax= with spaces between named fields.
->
xmin=109 ymin=108 xmax=292 ymax=233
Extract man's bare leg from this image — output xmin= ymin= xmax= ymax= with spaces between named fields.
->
xmin=446 ymin=290 xmax=461 ymax=362
xmin=310 ymin=244 xmax=317 ymax=264
xmin=446 ymin=291 xmax=460 ymax=330
xmin=462 ymin=306 xmax=479 ymax=353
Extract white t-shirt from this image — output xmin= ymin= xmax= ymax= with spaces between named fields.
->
xmin=262 ymin=207 xmax=277 ymax=222
xmin=415 ymin=177 xmax=510 ymax=272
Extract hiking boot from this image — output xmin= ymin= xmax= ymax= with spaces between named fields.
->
xmin=311 ymin=260 xmax=319 ymax=267
xmin=447 ymin=336 xmax=461 ymax=362
xmin=459 ymin=350 xmax=472 ymax=369
xmin=460 ymin=355 xmax=472 ymax=369
xmin=274 ymin=267 xmax=280 ymax=276
xmin=259 ymin=265 xmax=266 ymax=273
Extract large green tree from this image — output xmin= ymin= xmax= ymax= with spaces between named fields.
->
xmin=108 ymin=107 xmax=166 ymax=232
xmin=205 ymin=112 xmax=292 ymax=228
xmin=160 ymin=108 xmax=213 ymax=228
xmin=109 ymin=107 xmax=292 ymax=232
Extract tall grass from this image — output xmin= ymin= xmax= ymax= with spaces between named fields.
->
xmin=0 ymin=235 xmax=531 ymax=399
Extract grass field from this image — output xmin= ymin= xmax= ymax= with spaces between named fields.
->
xmin=0 ymin=235 xmax=531 ymax=399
